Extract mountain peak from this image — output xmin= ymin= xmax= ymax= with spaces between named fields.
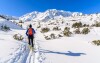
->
xmin=19 ymin=9 xmax=83 ymax=21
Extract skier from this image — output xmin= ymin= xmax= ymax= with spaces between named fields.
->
xmin=26 ymin=24 xmax=36 ymax=48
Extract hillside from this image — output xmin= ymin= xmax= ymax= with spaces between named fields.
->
xmin=0 ymin=10 xmax=100 ymax=63
xmin=0 ymin=18 xmax=22 ymax=30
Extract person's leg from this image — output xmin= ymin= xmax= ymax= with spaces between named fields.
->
xmin=31 ymin=35 xmax=34 ymax=47
xmin=28 ymin=36 xmax=31 ymax=45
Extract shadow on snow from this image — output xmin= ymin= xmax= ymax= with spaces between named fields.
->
xmin=39 ymin=49 xmax=86 ymax=56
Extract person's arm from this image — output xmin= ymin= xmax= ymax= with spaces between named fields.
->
xmin=33 ymin=28 xmax=36 ymax=34
xmin=26 ymin=29 xmax=28 ymax=36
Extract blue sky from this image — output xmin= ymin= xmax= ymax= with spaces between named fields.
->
xmin=0 ymin=0 xmax=100 ymax=16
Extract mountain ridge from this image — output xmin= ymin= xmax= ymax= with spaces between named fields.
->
xmin=19 ymin=9 xmax=83 ymax=21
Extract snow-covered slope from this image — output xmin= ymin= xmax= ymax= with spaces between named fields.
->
xmin=0 ymin=18 xmax=22 ymax=30
xmin=0 ymin=28 xmax=31 ymax=63
xmin=38 ymin=34 xmax=100 ymax=63
xmin=19 ymin=9 xmax=82 ymax=21
xmin=0 ymin=14 xmax=18 ymax=20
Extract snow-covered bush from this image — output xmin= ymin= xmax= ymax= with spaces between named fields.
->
xmin=65 ymin=27 xmax=70 ymax=30
xmin=37 ymin=22 xmax=41 ymax=28
xmin=72 ymin=22 xmax=82 ymax=28
xmin=62 ymin=21 xmax=64 ymax=24
xmin=81 ymin=28 xmax=90 ymax=34
xmin=44 ymin=33 xmax=63 ymax=40
xmin=71 ymin=20 xmax=77 ymax=21
xmin=74 ymin=28 xmax=81 ymax=34
xmin=17 ymin=24 xmax=22 ymax=28
xmin=50 ymin=33 xmax=56 ymax=39
xmin=92 ymin=40 xmax=100 ymax=46
xmin=83 ymin=24 xmax=89 ymax=27
xmin=19 ymin=20 xmax=24 ymax=23
xmin=53 ymin=26 xmax=61 ymax=31
xmin=37 ymin=25 xmax=41 ymax=28
xmin=58 ymin=34 xmax=63 ymax=37
xmin=63 ymin=31 xmax=72 ymax=37
xmin=1 ymin=25 xmax=10 ymax=31
xmin=63 ymin=27 xmax=72 ymax=36
xmin=41 ymin=27 xmax=50 ymax=33
xmin=94 ymin=21 xmax=100 ymax=27
xmin=13 ymin=34 xmax=24 ymax=41
xmin=91 ymin=24 xmax=95 ymax=27
xmin=91 ymin=22 xmax=100 ymax=27
xmin=44 ymin=35 xmax=51 ymax=40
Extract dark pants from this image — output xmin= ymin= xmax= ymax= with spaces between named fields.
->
xmin=28 ymin=35 xmax=34 ymax=47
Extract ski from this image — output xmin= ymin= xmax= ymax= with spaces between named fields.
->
xmin=28 ymin=45 xmax=34 ymax=51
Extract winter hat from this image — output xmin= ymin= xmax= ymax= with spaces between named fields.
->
xmin=29 ymin=24 xmax=32 ymax=28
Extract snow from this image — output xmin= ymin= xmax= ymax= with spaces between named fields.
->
xmin=38 ymin=34 xmax=100 ymax=63
xmin=0 ymin=14 xmax=18 ymax=20
xmin=0 ymin=10 xmax=100 ymax=63
xmin=19 ymin=9 xmax=82 ymax=21
xmin=1 ymin=29 xmax=100 ymax=63
xmin=0 ymin=30 xmax=28 ymax=63
xmin=0 ymin=19 xmax=22 ymax=30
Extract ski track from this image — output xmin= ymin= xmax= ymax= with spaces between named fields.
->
xmin=5 ymin=42 xmax=29 ymax=63
xmin=25 ymin=39 xmax=46 ymax=63
xmin=0 ymin=37 xmax=45 ymax=63
xmin=35 ymin=40 xmax=46 ymax=63
xmin=25 ymin=41 xmax=38 ymax=63
xmin=0 ymin=40 xmax=30 ymax=63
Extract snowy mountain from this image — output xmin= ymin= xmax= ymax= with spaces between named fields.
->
xmin=0 ymin=14 xmax=18 ymax=20
xmin=19 ymin=9 xmax=83 ymax=21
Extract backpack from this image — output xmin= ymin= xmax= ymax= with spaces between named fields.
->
xmin=28 ymin=28 xmax=33 ymax=35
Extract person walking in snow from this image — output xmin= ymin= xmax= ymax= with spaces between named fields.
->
xmin=26 ymin=24 xmax=36 ymax=47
